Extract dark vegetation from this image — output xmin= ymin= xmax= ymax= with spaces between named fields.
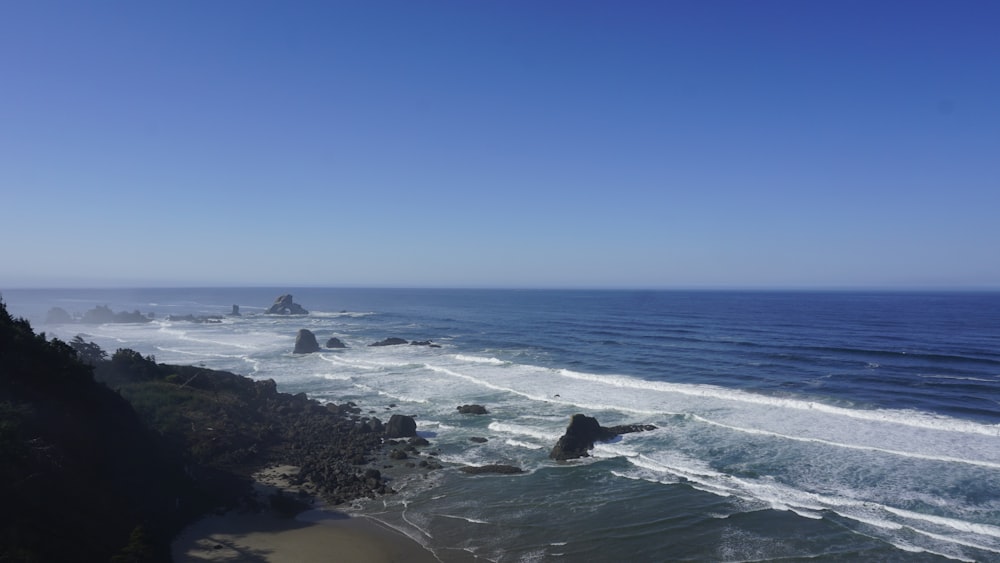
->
xmin=0 ymin=298 xmax=396 ymax=562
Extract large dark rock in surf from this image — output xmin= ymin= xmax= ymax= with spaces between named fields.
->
xmin=369 ymin=337 xmax=408 ymax=347
xmin=460 ymin=464 xmax=524 ymax=475
xmin=549 ymin=414 xmax=656 ymax=461
xmin=267 ymin=294 xmax=308 ymax=315
xmin=385 ymin=414 xmax=417 ymax=438
xmin=325 ymin=337 xmax=347 ymax=349
xmin=293 ymin=329 xmax=320 ymax=354
xmin=457 ymin=404 xmax=489 ymax=415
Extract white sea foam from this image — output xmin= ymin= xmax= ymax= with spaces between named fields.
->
xmin=454 ymin=354 xmax=507 ymax=365
xmin=488 ymin=422 xmax=562 ymax=442
xmin=688 ymin=414 xmax=1000 ymax=469
xmin=554 ymin=368 xmax=1000 ymax=437
xmin=614 ymin=447 xmax=1000 ymax=558
xmin=505 ymin=439 xmax=545 ymax=450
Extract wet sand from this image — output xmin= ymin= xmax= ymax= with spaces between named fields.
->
xmin=172 ymin=465 xmax=439 ymax=562
xmin=172 ymin=508 xmax=439 ymax=563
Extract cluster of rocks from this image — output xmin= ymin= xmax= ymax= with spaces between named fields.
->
xmin=292 ymin=330 xmax=442 ymax=354
xmin=45 ymin=305 xmax=153 ymax=324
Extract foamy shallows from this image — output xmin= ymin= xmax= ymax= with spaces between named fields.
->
xmin=25 ymin=289 xmax=1000 ymax=562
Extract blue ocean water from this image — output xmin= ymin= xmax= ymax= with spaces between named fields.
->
xmin=4 ymin=288 xmax=1000 ymax=561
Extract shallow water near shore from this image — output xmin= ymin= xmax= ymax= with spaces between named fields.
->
xmin=6 ymin=288 xmax=999 ymax=561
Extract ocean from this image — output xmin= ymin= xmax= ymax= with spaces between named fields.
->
xmin=4 ymin=288 xmax=999 ymax=562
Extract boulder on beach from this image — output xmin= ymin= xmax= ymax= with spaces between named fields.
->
xmin=325 ymin=337 xmax=347 ymax=349
xmin=267 ymin=294 xmax=308 ymax=315
xmin=293 ymin=329 xmax=321 ymax=354
xmin=385 ymin=414 xmax=417 ymax=438
xmin=549 ymin=413 xmax=656 ymax=461
xmin=369 ymin=337 xmax=408 ymax=347
xmin=457 ymin=404 xmax=489 ymax=415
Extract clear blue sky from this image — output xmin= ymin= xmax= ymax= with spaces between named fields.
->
xmin=2 ymin=1 xmax=998 ymax=289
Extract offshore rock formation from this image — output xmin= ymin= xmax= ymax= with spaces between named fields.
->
xmin=44 ymin=306 xmax=72 ymax=323
xmin=266 ymin=294 xmax=308 ymax=315
xmin=370 ymin=337 xmax=408 ymax=347
xmin=325 ymin=337 xmax=347 ymax=349
xmin=293 ymin=329 xmax=321 ymax=354
xmin=457 ymin=404 xmax=489 ymax=415
xmin=45 ymin=305 xmax=152 ymax=324
xmin=549 ymin=414 xmax=656 ymax=461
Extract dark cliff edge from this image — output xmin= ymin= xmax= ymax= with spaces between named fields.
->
xmin=0 ymin=298 xmax=394 ymax=562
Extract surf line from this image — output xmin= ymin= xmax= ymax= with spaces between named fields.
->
xmin=689 ymin=415 xmax=1000 ymax=470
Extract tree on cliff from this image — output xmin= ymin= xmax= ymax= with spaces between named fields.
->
xmin=0 ymin=297 xmax=204 ymax=562
xmin=70 ymin=334 xmax=107 ymax=365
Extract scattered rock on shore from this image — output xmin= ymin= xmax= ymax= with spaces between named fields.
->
xmin=385 ymin=414 xmax=417 ymax=438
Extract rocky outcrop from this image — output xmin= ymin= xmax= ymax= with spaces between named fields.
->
xmin=44 ymin=305 xmax=152 ymax=324
xmin=293 ymin=329 xmax=320 ymax=354
xmin=82 ymin=305 xmax=152 ymax=324
xmin=325 ymin=337 xmax=347 ymax=349
xmin=385 ymin=414 xmax=417 ymax=438
xmin=230 ymin=304 xmax=241 ymax=316
xmin=45 ymin=307 xmax=72 ymax=324
xmin=267 ymin=294 xmax=308 ymax=315
xmin=410 ymin=340 xmax=442 ymax=348
xmin=369 ymin=337 xmax=408 ymax=347
xmin=549 ymin=414 xmax=656 ymax=461
xmin=457 ymin=404 xmax=489 ymax=415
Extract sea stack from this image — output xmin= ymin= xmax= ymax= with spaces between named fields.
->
xmin=267 ymin=294 xmax=308 ymax=315
xmin=293 ymin=329 xmax=320 ymax=354
xmin=549 ymin=414 xmax=657 ymax=461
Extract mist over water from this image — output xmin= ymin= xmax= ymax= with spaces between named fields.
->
xmin=6 ymin=288 xmax=999 ymax=561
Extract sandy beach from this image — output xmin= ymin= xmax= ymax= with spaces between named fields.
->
xmin=172 ymin=465 xmax=439 ymax=563
xmin=171 ymin=509 xmax=439 ymax=563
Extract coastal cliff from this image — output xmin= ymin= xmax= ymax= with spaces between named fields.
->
xmin=0 ymin=299 xmax=398 ymax=562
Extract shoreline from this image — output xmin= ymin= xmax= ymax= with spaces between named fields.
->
xmin=171 ymin=509 xmax=439 ymax=563
xmin=172 ymin=465 xmax=439 ymax=562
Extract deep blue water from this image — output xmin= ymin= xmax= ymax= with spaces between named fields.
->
xmin=4 ymin=288 xmax=1000 ymax=561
